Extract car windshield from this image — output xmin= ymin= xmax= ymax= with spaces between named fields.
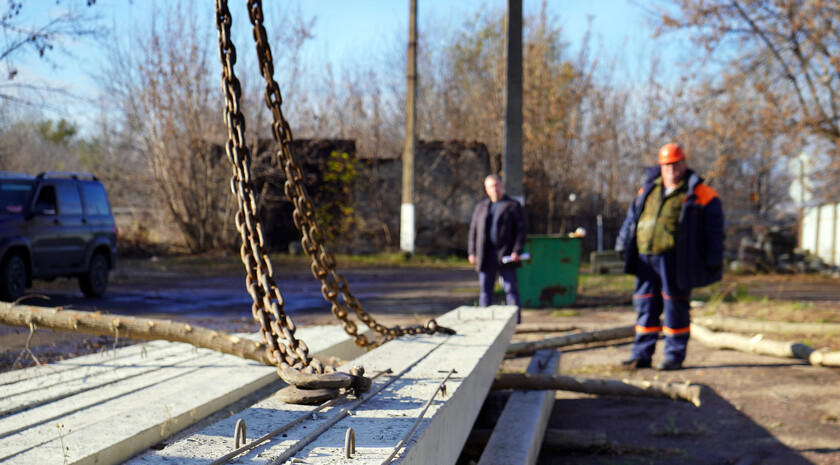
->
xmin=0 ymin=181 xmax=34 ymax=214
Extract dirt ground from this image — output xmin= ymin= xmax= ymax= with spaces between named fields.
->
xmin=1 ymin=261 xmax=839 ymax=464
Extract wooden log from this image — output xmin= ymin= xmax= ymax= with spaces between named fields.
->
xmin=507 ymin=325 xmax=634 ymax=357
xmin=692 ymin=324 xmax=840 ymax=367
xmin=694 ymin=316 xmax=840 ymax=336
xmin=467 ymin=428 xmax=607 ymax=450
xmin=514 ymin=323 xmax=576 ymax=334
xmin=543 ymin=428 xmax=608 ymax=450
xmin=808 ymin=350 xmax=840 ymax=367
xmin=690 ymin=324 xmax=814 ymax=360
xmin=0 ymin=302 xmax=272 ymax=366
xmin=492 ymin=372 xmax=702 ymax=407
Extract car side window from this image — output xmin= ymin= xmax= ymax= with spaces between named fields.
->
xmin=81 ymin=183 xmax=111 ymax=216
xmin=0 ymin=181 xmax=33 ymax=214
xmin=34 ymin=185 xmax=58 ymax=215
xmin=56 ymin=184 xmax=83 ymax=216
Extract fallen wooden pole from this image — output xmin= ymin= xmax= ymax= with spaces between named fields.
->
xmin=808 ymin=350 xmax=840 ymax=367
xmin=694 ymin=316 xmax=840 ymax=336
xmin=543 ymin=429 xmax=608 ymax=450
xmin=514 ymin=323 xmax=577 ymax=334
xmin=492 ymin=372 xmax=702 ymax=407
xmin=507 ymin=325 xmax=634 ymax=357
xmin=468 ymin=428 xmax=607 ymax=451
xmin=690 ymin=324 xmax=812 ymax=360
xmin=692 ymin=323 xmax=840 ymax=367
xmin=0 ymin=302 xmax=272 ymax=366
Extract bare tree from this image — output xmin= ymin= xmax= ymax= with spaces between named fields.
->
xmin=521 ymin=5 xmax=596 ymax=233
xmin=0 ymin=1 xmax=100 ymax=106
xmin=652 ymin=0 xmax=840 ymax=148
xmin=0 ymin=117 xmax=84 ymax=173
xmin=101 ymin=1 xmax=232 ymax=253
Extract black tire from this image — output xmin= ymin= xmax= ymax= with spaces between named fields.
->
xmin=0 ymin=254 xmax=27 ymax=302
xmin=79 ymin=253 xmax=109 ymax=297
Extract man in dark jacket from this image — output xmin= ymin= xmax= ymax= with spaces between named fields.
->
xmin=468 ymin=174 xmax=526 ymax=322
xmin=615 ymin=143 xmax=725 ymax=370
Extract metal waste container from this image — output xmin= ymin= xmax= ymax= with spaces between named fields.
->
xmin=516 ymin=234 xmax=581 ymax=308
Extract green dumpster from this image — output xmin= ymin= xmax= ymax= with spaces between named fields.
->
xmin=516 ymin=234 xmax=581 ymax=308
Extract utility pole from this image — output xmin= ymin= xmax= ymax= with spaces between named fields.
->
xmin=503 ymin=0 xmax=524 ymax=205
xmin=400 ymin=0 xmax=418 ymax=254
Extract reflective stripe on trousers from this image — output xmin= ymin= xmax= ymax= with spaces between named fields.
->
xmin=631 ymin=252 xmax=691 ymax=363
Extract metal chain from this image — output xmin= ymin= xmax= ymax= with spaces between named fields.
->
xmin=215 ymin=0 xmax=322 ymax=374
xmin=215 ymin=0 xmax=453 ymax=379
xmin=245 ymin=0 xmax=454 ymax=348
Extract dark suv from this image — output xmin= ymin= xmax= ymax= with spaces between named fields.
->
xmin=0 ymin=172 xmax=118 ymax=301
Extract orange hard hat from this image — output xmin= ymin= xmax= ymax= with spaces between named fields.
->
xmin=658 ymin=143 xmax=686 ymax=165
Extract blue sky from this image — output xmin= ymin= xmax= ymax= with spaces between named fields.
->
xmin=290 ymin=0 xmax=666 ymax=75
xmin=12 ymin=0 xmax=674 ymax=129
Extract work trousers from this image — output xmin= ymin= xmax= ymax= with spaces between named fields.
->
xmin=478 ymin=247 xmax=521 ymax=323
xmin=631 ymin=252 xmax=691 ymax=363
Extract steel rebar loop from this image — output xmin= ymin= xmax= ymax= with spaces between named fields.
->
xmin=381 ymin=368 xmax=456 ymax=465
xmin=210 ymin=369 xmax=392 ymax=465
xmin=233 ymin=419 xmax=246 ymax=449
xmin=345 ymin=428 xmax=356 ymax=459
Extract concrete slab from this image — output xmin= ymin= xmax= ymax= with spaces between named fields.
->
xmin=0 ymin=325 xmax=365 ymax=465
xmin=127 ymin=305 xmax=517 ymax=465
xmin=478 ymin=349 xmax=561 ymax=465
xmin=0 ymin=340 xmax=171 ymax=385
xmin=0 ymin=342 xmax=200 ymax=416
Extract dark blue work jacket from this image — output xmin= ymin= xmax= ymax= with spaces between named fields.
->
xmin=616 ymin=167 xmax=725 ymax=289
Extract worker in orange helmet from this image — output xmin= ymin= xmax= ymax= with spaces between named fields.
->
xmin=615 ymin=143 xmax=725 ymax=370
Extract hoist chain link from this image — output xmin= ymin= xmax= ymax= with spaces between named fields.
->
xmin=216 ymin=0 xmax=455 ymax=382
xmin=216 ymin=0 xmax=315 ymax=374
xmin=244 ymin=0 xmax=455 ymax=348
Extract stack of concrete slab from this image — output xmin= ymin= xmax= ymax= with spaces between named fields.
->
xmin=0 ymin=305 xmax=519 ymax=465
xmin=0 ymin=325 xmax=367 ymax=465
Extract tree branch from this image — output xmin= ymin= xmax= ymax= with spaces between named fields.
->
xmin=0 ymin=302 xmax=272 ymax=366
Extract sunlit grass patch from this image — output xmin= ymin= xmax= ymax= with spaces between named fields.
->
xmin=577 ymin=273 xmax=635 ymax=298
xmin=551 ymin=309 xmax=581 ymax=317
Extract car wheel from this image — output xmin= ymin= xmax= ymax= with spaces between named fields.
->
xmin=0 ymin=254 xmax=27 ymax=302
xmin=80 ymin=253 xmax=109 ymax=297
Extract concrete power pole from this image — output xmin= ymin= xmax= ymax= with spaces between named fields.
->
xmin=503 ymin=0 xmax=524 ymax=205
xmin=400 ymin=0 xmax=418 ymax=254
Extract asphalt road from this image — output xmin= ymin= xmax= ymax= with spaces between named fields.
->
xmin=14 ymin=264 xmax=479 ymax=321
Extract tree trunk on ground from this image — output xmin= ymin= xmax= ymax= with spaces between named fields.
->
xmin=694 ymin=316 xmax=840 ymax=336
xmin=690 ymin=323 xmax=813 ymax=360
xmin=0 ymin=302 xmax=272 ymax=366
xmin=543 ymin=429 xmax=608 ymax=450
xmin=467 ymin=428 xmax=607 ymax=450
xmin=514 ymin=323 xmax=577 ymax=334
xmin=507 ymin=325 xmax=634 ymax=356
xmin=808 ymin=350 xmax=840 ymax=367
xmin=691 ymin=323 xmax=840 ymax=367
xmin=492 ymin=372 xmax=702 ymax=407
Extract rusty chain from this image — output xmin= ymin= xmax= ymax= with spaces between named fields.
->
xmin=216 ymin=0 xmax=320 ymax=375
xmin=215 ymin=0 xmax=453 ymax=376
xmin=245 ymin=0 xmax=454 ymax=348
